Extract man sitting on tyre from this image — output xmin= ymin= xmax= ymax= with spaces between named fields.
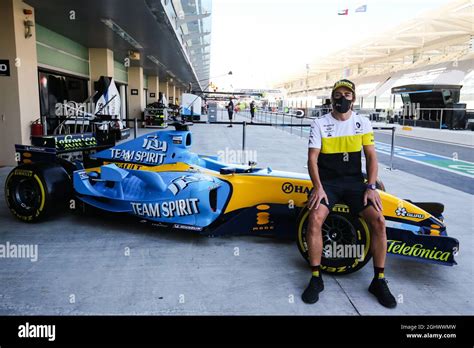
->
xmin=303 ymin=79 xmax=397 ymax=308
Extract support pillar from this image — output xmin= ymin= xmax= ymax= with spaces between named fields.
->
xmin=89 ymin=48 xmax=114 ymax=87
xmin=127 ymin=66 xmax=144 ymax=119
xmin=159 ymin=81 xmax=169 ymax=102
xmin=170 ymin=83 xmax=176 ymax=105
xmin=176 ymin=88 xmax=181 ymax=103
xmin=147 ymin=75 xmax=159 ymax=103
xmin=0 ymin=0 xmax=40 ymax=165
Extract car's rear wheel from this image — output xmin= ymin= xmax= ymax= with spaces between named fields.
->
xmin=5 ymin=163 xmax=71 ymax=222
xmin=296 ymin=206 xmax=372 ymax=275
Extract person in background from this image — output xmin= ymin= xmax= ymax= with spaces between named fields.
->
xmin=322 ymin=98 xmax=332 ymax=115
xmin=227 ymin=98 xmax=234 ymax=128
xmin=202 ymin=99 xmax=208 ymax=115
xmin=250 ymin=100 xmax=256 ymax=123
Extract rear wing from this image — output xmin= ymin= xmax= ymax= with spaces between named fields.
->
xmin=15 ymin=132 xmax=116 ymax=166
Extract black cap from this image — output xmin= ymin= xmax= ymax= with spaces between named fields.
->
xmin=332 ymin=79 xmax=355 ymax=94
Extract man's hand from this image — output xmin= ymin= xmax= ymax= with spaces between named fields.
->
xmin=308 ymin=187 xmax=329 ymax=210
xmin=363 ymin=188 xmax=383 ymax=212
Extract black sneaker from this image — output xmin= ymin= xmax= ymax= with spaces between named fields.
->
xmin=368 ymin=278 xmax=397 ymax=308
xmin=227 ymin=124 xmax=233 ymax=128
xmin=301 ymin=276 xmax=324 ymax=304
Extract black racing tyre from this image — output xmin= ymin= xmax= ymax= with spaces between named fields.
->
xmin=4 ymin=163 xmax=71 ymax=222
xmin=296 ymin=206 xmax=372 ymax=275
xmin=56 ymin=158 xmax=78 ymax=179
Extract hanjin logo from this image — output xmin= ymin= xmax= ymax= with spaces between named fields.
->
xmin=282 ymin=182 xmax=294 ymax=193
xmin=281 ymin=182 xmax=311 ymax=195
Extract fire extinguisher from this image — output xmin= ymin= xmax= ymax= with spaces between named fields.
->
xmin=31 ymin=119 xmax=43 ymax=137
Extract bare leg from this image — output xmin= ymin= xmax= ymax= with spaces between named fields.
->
xmin=360 ymin=206 xmax=387 ymax=268
xmin=307 ymin=204 xmax=330 ymax=266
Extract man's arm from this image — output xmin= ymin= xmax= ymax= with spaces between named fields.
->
xmin=363 ymin=144 xmax=378 ymax=185
xmin=363 ymin=144 xmax=383 ymax=211
xmin=308 ymin=148 xmax=322 ymax=189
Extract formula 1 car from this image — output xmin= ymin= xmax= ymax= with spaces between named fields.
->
xmin=5 ymin=123 xmax=459 ymax=274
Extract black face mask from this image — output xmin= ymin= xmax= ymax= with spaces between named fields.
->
xmin=333 ymin=96 xmax=352 ymax=113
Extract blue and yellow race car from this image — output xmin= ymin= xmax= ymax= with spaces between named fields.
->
xmin=5 ymin=123 xmax=459 ymax=274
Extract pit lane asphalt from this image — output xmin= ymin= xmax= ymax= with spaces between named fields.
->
xmin=373 ymin=131 xmax=474 ymax=195
xmin=0 ymin=112 xmax=472 ymax=315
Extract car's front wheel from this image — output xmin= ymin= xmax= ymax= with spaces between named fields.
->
xmin=296 ymin=206 xmax=372 ymax=275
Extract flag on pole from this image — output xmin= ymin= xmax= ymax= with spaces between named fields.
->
xmin=355 ymin=4 xmax=367 ymax=12
xmin=338 ymin=9 xmax=349 ymax=15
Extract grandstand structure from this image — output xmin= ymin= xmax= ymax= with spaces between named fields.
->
xmin=277 ymin=0 xmax=474 ymax=110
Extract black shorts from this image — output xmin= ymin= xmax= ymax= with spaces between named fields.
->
xmin=228 ymin=112 xmax=233 ymax=120
xmin=319 ymin=177 xmax=372 ymax=215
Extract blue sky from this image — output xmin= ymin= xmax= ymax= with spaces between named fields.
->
xmin=209 ymin=0 xmax=455 ymax=90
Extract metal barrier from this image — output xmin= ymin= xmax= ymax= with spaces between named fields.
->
xmin=250 ymin=108 xmax=314 ymax=137
xmin=388 ymin=126 xmax=395 ymax=171
xmin=200 ymin=108 xmax=397 ymax=170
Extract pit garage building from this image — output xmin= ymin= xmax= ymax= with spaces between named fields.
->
xmin=0 ymin=0 xmax=212 ymax=166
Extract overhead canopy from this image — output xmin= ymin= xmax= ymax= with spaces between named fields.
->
xmin=369 ymin=59 xmax=474 ymax=99
xmin=26 ymin=0 xmax=201 ymax=88
xmin=280 ymin=0 xmax=474 ymax=100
